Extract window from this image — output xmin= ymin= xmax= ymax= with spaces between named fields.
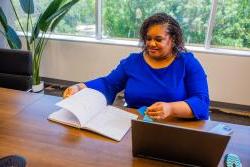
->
xmin=103 ymin=0 xmax=211 ymax=46
xmin=211 ymin=0 xmax=250 ymax=50
xmin=54 ymin=0 xmax=95 ymax=37
xmin=13 ymin=0 xmax=95 ymax=37
xmin=11 ymin=0 xmax=250 ymax=51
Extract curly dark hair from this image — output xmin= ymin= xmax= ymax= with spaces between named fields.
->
xmin=139 ymin=12 xmax=186 ymax=55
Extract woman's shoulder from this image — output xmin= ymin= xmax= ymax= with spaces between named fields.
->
xmin=127 ymin=52 xmax=143 ymax=60
xmin=116 ymin=52 xmax=143 ymax=71
xmin=178 ymin=51 xmax=195 ymax=60
xmin=121 ymin=52 xmax=143 ymax=64
xmin=178 ymin=51 xmax=205 ymax=73
xmin=178 ymin=51 xmax=200 ymax=65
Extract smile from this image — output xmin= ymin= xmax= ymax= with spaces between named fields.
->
xmin=148 ymin=48 xmax=159 ymax=53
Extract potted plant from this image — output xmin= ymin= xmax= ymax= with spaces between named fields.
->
xmin=0 ymin=0 xmax=79 ymax=92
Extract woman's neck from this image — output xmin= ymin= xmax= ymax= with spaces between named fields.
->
xmin=143 ymin=53 xmax=176 ymax=69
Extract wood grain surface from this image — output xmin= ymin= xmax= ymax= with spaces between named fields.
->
xmin=0 ymin=88 xmax=249 ymax=167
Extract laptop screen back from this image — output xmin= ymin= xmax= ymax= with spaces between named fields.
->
xmin=132 ymin=120 xmax=230 ymax=167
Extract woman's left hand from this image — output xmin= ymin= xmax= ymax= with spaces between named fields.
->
xmin=146 ymin=102 xmax=172 ymax=120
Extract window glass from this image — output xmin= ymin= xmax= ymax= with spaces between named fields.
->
xmin=11 ymin=0 xmax=250 ymax=51
xmin=211 ymin=0 xmax=250 ymax=50
xmin=13 ymin=0 xmax=95 ymax=37
xmin=103 ymin=0 xmax=211 ymax=45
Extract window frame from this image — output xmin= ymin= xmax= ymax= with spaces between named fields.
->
xmin=4 ymin=0 xmax=250 ymax=56
xmin=205 ymin=0 xmax=218 ymax=49
xmin=94 ymin=0 xmax=249 ymax=55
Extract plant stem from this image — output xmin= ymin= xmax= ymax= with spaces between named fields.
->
xmin=10 ymin=0 xmax=30 ymax=50
xmin=26 ymin=0 xmax=30 ymax=44
xmin=33 ymin=31 xmax=46 ymax=85
xmin=30 ymin=18 xmax=36 ymax=56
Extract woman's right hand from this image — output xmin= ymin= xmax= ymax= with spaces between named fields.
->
xmin=63 ymin=83 xmax=86 ymax=99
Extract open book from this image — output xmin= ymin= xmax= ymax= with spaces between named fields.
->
xmin=48 ymin=88 xmax=138 ymax=141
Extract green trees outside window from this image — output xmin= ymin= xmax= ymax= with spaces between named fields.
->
xmin=103 ymin=0 xmax=211 ymax=46
xmin=11 ymin=0 xmax=250 ymax=50
xmin=211 ymin=0 xmax=250 ymax=50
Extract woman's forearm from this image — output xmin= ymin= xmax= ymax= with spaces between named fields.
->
xmin=169 ymin=101 xmax=194 ymax=118
xmin=147 ymin=101 xmax=194 ymax=119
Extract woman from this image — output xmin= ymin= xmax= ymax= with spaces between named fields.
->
xmin=63 ymin=13 xmax=210 ymax=120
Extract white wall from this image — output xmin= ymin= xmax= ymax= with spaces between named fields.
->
xmin=40 ymin=39 xmax=250 ymax=106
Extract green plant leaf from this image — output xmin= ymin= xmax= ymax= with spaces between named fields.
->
xmin=47 ymin=0 xmax=80 ymax=31
xmin=30 ymin=0 xmax=79 ymax=43
xmin=30 ymin=20 xmax=40 ymax=44
xmin=46 ymin=0 xmax=79 ymax=24
xmin=50 ymin=11 xmax=68 ymax=32
xmin=38 ymin=0 xmax=66 ymax=31
xmin=19 ymin=0 xmax=34 ymax=14
xmin=39 ymin=0 xmax=79 ymax=32
xmin=0 ymin=7 xmax=8 ymax=30
xmin=6 ymin=26 xmax=22 ymax=49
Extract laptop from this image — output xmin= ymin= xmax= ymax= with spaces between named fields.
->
xmin=131 ymin=120 xmax=230 ymax=167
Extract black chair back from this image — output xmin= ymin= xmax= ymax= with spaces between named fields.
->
xmin=0 ymin=155 xmax=26 ymax=167
xmin=0 ymin=48 xmax=32 ymax=91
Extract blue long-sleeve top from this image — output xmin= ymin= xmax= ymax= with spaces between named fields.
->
xmin=85 ymin=52 xmax=210 ymax=120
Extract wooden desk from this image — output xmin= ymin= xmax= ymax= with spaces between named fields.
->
xmin=0 ymin=88 xmax=43 ymax=122
xmin=0 ymin=88 xmax=249 ymax=167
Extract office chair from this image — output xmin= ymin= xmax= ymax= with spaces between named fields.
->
xmin=0 ymin=155 xmax=26 ymax=167
xmin=0 ymin=48 xmax=32 ymax=91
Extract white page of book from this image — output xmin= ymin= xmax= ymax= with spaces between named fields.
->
xmin=56 ymin=88 xmax=106 ymax=126
xmin=48 ymin=109 xmax=81 ymax=128
xmin=107 ymin=106 xmax=138 ymax=120
xmin=85 ymin=106 xmax=138 ymax=141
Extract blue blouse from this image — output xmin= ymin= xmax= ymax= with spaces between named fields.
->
xmin=85 ymin=52 xmax=210 ymax=120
